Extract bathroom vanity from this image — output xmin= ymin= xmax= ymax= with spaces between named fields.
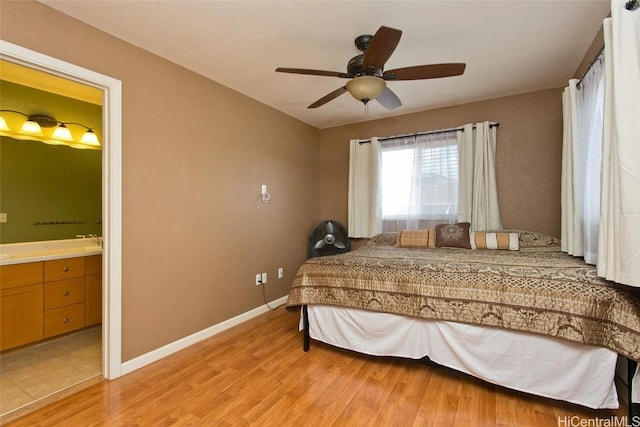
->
xmin=0 ymin=239 xmax=102 ymax=351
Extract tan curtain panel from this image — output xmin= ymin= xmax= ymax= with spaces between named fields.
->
xmin=457 ymin=122 xmax=502 ymax=231
xmin=347 ymin=138 xmax=382 ymax=238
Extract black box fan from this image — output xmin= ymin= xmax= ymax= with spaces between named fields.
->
xmin=308 ymin=220 xmax=350 ymax=258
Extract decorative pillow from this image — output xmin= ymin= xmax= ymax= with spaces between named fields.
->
xmin=427 ymin=227 xmax=436 ymax=248
xmin=435 ymin=222 xmax=471 ymax=249
xmin=470 ymin=231 xmax=520 ymax=251
xmin=397 ymin=229 xmax=430 ymax=247
xmin=515 ymin=230 xmax=561 ymax=248
xmin=366 ymin=233 xmax=398 ymax=246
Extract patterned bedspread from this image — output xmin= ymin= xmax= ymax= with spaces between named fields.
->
xmin=286 ymin=231 xmax=640 ymax=360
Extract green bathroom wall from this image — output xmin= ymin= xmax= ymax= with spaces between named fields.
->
xmin=0 ymin=136 xmax=102 ymax=243
xmin=0 ymin=81 xmax=102 ymax=244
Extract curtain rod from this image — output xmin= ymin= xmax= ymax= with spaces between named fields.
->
xmin=577 ymin=45 xmax=605 ymax=89
xmin=575 ymin=1 xmax=637 ymax=86
xmin=358 ymin=122 xmax=499 ymax=144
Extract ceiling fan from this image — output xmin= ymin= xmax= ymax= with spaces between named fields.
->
xmin=275 ymin=26 xmax=466 ymax=110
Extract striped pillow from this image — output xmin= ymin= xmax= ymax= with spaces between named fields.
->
xmin=397 ymin=229 xmax=435 ymax=248
xmin=470 ymin=232 xmax=519 ymax=251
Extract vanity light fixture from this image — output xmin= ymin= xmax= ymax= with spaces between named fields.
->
xmin=20 ymin=119 xmax=44 ymax=135
xmin=0 ymin=109 xmax=100 ymax=149
xmin=79 ymin=129 xmax=100 ymax=146
xmin=0 ymin=114 xmax=10 ymax=131
xmin=52 ymin=123 xmax=73 ymax=141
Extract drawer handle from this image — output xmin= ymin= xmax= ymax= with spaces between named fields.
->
xmin=63 ymin=318 xmax=69 ymax=323
xmin=63 ymin=267 xmax=69 ymax=272
xmin=64 ymin=290 xmax=70 ymax=296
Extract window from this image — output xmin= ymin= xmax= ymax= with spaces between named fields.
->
xmin=380 ymin=131 xmax=458 ymax=232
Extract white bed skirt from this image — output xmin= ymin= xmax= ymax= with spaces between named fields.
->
xmin=302 ymin=305 xmax=620 ymax=409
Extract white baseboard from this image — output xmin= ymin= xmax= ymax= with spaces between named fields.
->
xmin=121 ymin=296 xmax=288 ymax=375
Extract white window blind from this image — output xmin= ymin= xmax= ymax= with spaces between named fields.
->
xmin=380 ymin=131 xmax=458 ymax=232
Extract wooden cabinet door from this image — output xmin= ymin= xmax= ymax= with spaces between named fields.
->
xmin=85 ymin=274 xmax=102 ymax=327
xmin=0 ymin=284 xmax=44 ymax=351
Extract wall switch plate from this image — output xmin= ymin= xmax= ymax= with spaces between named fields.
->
xmin=255 ymin=273 xmax=262 ymax=286
xmin=278 ymin=267 xmax=284 ymax=279
xmin=0 ymin=213 xmax=6 ymax=223
xmin=261 ymin=272 xmax=267 ymax=284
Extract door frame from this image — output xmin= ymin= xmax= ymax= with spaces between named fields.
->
xmin=1 ymin=40 xmax=123 ymax=379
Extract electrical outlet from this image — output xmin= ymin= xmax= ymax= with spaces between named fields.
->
xmin=255 ymin=273 xmax=262 ymax=286
xmin=0 ymin=213 xmax=6 ymax=223
xmin=261 ymin=272 xmax=267 ymax=284
xmin=278 ymin=267 xmax=284 ymax=279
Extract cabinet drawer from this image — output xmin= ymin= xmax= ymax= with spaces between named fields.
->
xmin=44 ymin=303 xmax=85 ymax=338
xmin=0 ymin=262 xmax=43 ymax=289
xmin=44 ymin=257 xmax=85 ymax=282
xmin=44 ymin=277 xmax=85 ymax=310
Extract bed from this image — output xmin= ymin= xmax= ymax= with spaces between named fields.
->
xmin=285 ymin=228 xmax=640 ymax=411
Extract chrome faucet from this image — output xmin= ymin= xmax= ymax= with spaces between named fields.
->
xmin=75 ymin=234 xmax=102 ymax=247
xmin=87 ymin=234 xmax=100 ymax=247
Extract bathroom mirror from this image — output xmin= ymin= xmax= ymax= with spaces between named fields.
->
xmin=0 ymin=79 xmax=102 ymax=244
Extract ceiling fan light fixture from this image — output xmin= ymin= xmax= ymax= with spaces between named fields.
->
xmin=346 ymin=76 xmax=386 ymax=104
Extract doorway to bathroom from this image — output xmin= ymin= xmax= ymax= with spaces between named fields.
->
xmin=0 ymin=40 xmax=122 ymax=421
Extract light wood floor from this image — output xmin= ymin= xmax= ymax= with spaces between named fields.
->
xmin=4 ymin=307 xmax=627 ymax=426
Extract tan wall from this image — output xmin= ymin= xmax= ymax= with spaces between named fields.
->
xmin=574 ymin=27 xmax=605 ymax=80
xmin=1 ymin=1 xmax=321 ymax=361
xmin=319 ymin=88 xmax=564 ymax=238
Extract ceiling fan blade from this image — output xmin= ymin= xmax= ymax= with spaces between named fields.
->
xmin=308 ymin=87 xmax=348 ymax=109
xmin=276 ymin=67 xmax=350 ymax=78
xmin=314 ymin=239 xmax=326 ymax=249
xmin=376 ymin=87 xmax=402 ymax=110
xmin=363 ymin=26 xmax=402 ymax=72
xmin=384 ymin=63 xmax=466 ymax=81
xmin=333 ymin=240 xmax=346 ymax=249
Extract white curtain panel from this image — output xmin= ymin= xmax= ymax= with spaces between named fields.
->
xmin=457 ymin=122 xmax=502 ymax=231
xmin=581 ymin=59 xmax=605 ymax=265
xmin=347 ymin=138 xmax=382 ymax=238
xmin=561 ymin=63 xmax=605 ymax=264
xmin=561 ymin=84 xmax=578 ymax=254
xmin=457 ymin=126 xmax=473 ymax=224
xmin=598 ymin=5 xmax=640 ymax=287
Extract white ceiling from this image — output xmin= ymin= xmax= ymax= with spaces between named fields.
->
xmin=39 ymin=1 xmax=610 ymax=129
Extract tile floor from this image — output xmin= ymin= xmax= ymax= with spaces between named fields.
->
xmin=0 ymin=326 xmax=102 ymax=416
